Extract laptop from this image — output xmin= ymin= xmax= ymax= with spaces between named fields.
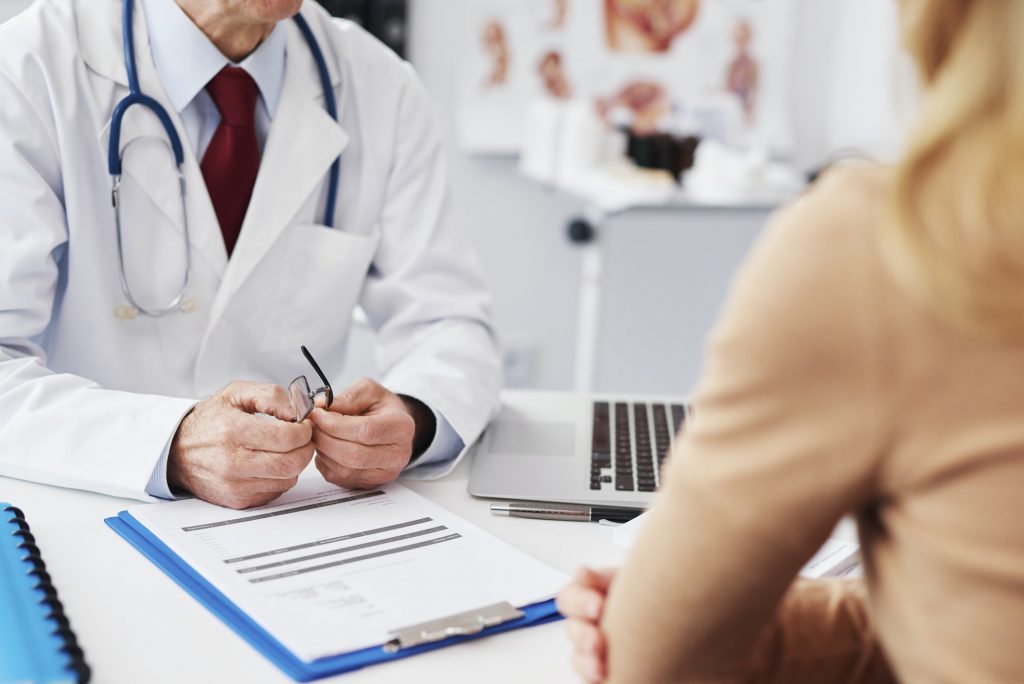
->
xmin=468 ymin=391 xmax=691 ymax=509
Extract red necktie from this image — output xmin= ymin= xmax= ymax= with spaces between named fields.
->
xmin=201 ymin=67 xmax=260 ymax=257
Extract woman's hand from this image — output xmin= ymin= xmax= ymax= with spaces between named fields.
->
xmin=557 ymin=567 xmax=618 ymax=683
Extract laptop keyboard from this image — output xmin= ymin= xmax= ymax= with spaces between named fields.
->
xmin=590 ymin=401 xmax=689 ymax=493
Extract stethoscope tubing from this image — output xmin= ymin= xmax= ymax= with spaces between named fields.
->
xmin=292 ymin=14 xmax=340 ymax=228
xmin=108 ymin=0 xmax=340 ymax=317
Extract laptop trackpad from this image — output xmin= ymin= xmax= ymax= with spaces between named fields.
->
xmin=490 ymin=421 xmax=576 ymax=457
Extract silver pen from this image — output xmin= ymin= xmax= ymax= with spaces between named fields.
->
xmin=490 ymin=502 xmax=642 ymax=523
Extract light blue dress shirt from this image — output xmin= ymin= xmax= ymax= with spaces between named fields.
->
xmin=140 ymin=0 xmax=462 ymax=498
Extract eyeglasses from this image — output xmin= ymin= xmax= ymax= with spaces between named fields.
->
xmin=289 ymin=346 xmax=334 ymax=422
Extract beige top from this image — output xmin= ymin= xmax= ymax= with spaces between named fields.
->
xmin=602 ymin=167 xmax=1024 ymax=683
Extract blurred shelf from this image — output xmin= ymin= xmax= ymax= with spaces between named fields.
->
xmin=525 ymin=169 xmax=802 ymax=217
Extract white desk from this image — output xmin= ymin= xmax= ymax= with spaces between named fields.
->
xmin=1 ymin=454 xmax=630 ymax=683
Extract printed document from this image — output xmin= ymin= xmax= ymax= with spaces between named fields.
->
xmin=126 ymin=478 xmax=567 ymax=662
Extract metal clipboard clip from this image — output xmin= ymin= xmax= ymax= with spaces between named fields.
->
xmin=383 ymin=601 xmax=525 ymax=653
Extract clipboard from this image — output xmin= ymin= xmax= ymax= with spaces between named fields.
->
xmin=106 ymin=510 xmax=562 ymax=681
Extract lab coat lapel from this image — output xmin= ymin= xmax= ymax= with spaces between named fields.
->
xmin=80 ymin=0 xmax=228 ymax=279
xmin=205 ymin=19 xmax=349 ymax=329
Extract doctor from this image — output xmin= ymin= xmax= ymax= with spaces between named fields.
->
xmin=0 ymin=0 xmax=501 ymax=508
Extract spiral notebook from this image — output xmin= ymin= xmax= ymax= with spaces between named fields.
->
xmin=0 ymin=503 xmax=90 ymax=684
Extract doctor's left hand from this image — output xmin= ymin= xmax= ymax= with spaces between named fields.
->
xmin=310 ymin=378 xmax=436 ymax=489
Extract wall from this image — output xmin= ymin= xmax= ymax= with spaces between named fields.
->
xmin=0 ymin=0 xmax=30 ymax=22
xmin=824 ymin=0 xmax=915 ymax=162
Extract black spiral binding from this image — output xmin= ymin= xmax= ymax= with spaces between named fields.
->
xmin=4 ymin=505 xmax=91 ymax=684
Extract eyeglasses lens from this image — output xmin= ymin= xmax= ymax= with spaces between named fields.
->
xmin=289 ymin=375 xmax=314 ymax=422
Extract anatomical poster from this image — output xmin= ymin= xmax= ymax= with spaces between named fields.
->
xmin=459 ymin=0 xmax=798 ymax=156
xmin=459 ymin=0 xmax=572 ymax=154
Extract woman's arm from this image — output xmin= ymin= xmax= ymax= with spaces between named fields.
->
xmin=601 ymin=171 xmax=895 ymax=683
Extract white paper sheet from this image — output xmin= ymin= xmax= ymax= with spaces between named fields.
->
xmin=126 ymin=478 xmax=567 ymax=662
xmin=612 ymin=511 xmax=862 ymax=579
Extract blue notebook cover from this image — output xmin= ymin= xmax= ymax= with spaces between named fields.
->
xmin=106 ymin=510 xmax=562 ymax=681
xmin=1 ymin=503 xmax=90 ymax=684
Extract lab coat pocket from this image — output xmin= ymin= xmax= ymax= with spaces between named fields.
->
xmin=261 ymin=225 xmax=380 ymax=351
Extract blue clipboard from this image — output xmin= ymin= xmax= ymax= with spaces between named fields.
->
xmin=105 ymin=511 xmax=562 ymax=681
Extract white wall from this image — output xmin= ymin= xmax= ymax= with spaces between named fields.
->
xmin=825 ymin=0 xmax=916 ymax=162
xmin=0 ymin=0 xmax=30 ymax=22
xmin=792 ymin=0 xmax=913 ymax=167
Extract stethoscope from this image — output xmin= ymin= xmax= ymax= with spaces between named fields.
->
xmin=109 ymin=0 xmax=341 ymax=317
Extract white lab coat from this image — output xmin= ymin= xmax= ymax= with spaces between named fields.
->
xmin=0 ymin=0 xmax=502 ymax=500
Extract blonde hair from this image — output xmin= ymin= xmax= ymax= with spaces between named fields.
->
xmin=887 ymin=0 xmax=1024 ymax=337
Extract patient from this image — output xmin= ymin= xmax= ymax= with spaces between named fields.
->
xmin=558 ymin=1 xmax=1024 ymax=682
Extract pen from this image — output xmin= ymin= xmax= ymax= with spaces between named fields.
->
xmin=490 ymin=502 xmax=643 ymax=523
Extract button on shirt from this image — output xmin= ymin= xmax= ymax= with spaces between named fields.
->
xmin=139 ymin=0 xmax=462 ymax=498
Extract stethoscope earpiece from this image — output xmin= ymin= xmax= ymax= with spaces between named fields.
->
xmin=113 ymin=298 xmax=200 ymax=321
xmin=114 ymin=305 xmax=138 ymax=320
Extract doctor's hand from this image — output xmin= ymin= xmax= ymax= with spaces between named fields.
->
xmin=168 ymin=381 xmax=315 ymax=509
xmin=557 ymin=567 xmax=618 ymax=683
xmin=310 ymin=378 xmax=436 ymax=489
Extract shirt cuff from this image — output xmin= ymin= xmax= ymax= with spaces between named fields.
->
xmin=406 ymin=404 xmax=464 ymax=469
xmin=145 ymin=404 xmax=196 ymax=500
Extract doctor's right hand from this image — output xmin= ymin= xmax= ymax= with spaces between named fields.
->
xmin=167 ymin=381 xmax=315 ymax=509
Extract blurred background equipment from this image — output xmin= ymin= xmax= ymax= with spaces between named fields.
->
xmin=316 ymin=0 xmax=407 ymax=58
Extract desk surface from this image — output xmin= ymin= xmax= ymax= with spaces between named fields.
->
xmin=1 ymin=455 xmax=627 ymax=683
